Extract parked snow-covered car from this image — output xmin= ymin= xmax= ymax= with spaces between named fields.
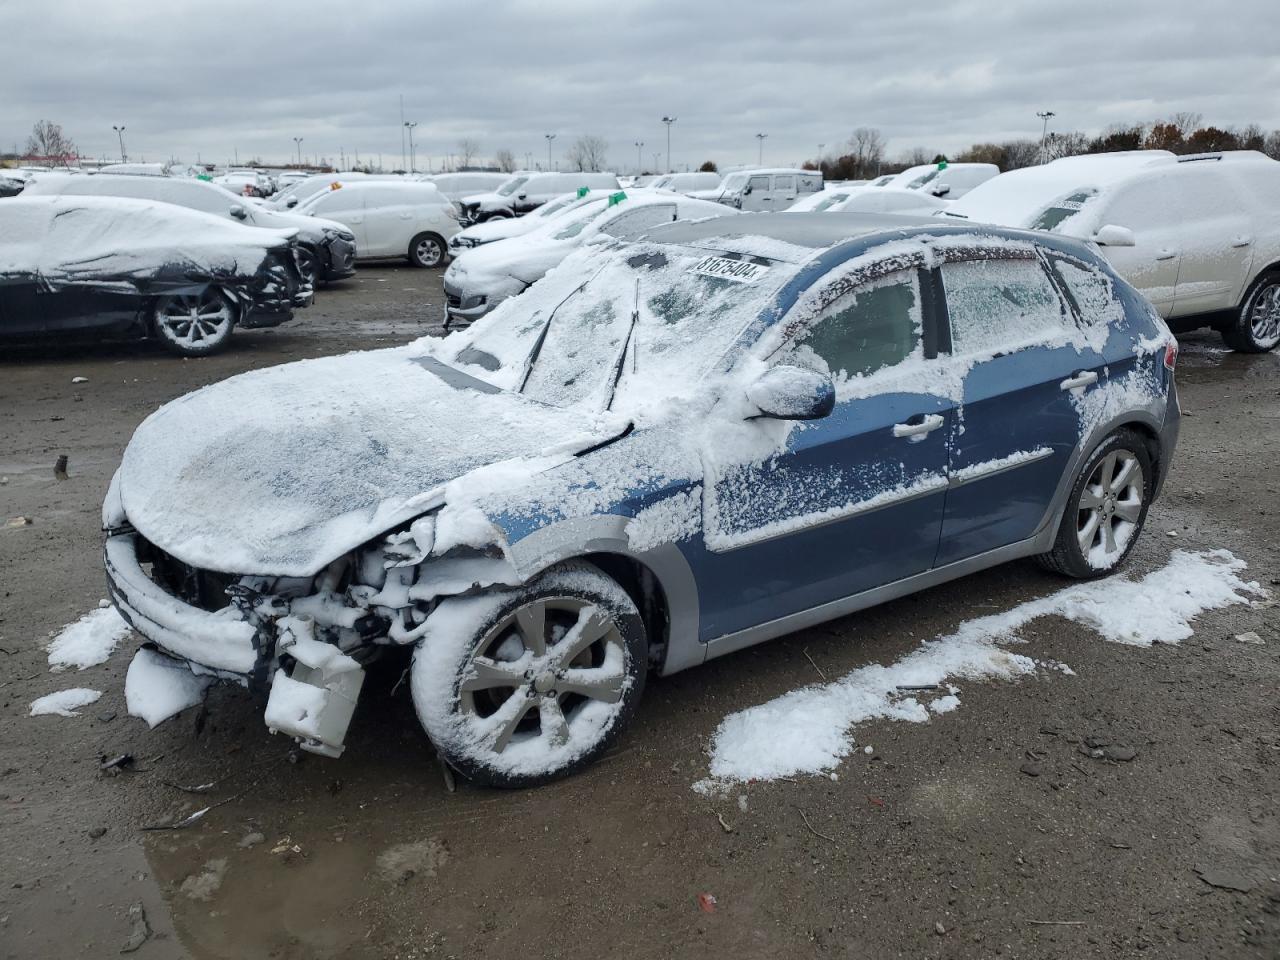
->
xmin=103 ymin=212 xmax=1179 ymax=784
xmin=448 ymin=189 xmax=615 ymax=256
xmin=0 ymin=169 xmax=25 ymax=197
xmin=95 ymin=162 xmax=202 ymax=178
xmin=647 ymin=171 xmax=723 ymax=195
xmin=880 ymin=162 xmax=999 ymax=199
xmin=23 ymin=174 xmax=356 ymax=284
xmin=215 ymin=170 xmax=269 ymax=197
xmin=268 ymin=172 xmax=368 ymax=210
xmin=426 ymin=172 xmax=512 ymax=201
xmin=692 ymin=168 xmax=822 ymax=210
xmin=457 ymin=172 xmax=621 ymax=224
xmin=442 ymin=191 xmax=736 ymax=325
xmin=941 ymin=150 xmax=1280 ymax=352
xmin=787 ymin=186 xmax=945 ymax=215
xmin=0 ymin=196 xmax=310 ymax=355
xmin=295 ymin=180 xmax=459 ymax=267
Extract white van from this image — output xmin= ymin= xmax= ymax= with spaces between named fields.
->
xmin=426 ymin=172 xmax=512 ymax=201
xmin=457 ymin=172 xmax=621 ymax=223
xmin=648 ymin=171 xmax=723 ymax=195
xmin=296 ymin=180 xmax=460 ymax=267
xmin=691 ymin=168 xmax=823 ymax=211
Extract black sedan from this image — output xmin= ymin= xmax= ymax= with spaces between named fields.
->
xmin=0 ymin=195 xmax=312 ymax=356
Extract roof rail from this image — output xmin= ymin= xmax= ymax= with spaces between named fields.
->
xmin=1176 ymin=153 xmax=1223 ymax=163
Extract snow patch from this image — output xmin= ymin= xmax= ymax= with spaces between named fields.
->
xmin=627 ymin=487 xmax=702 ymax=553
xmin=696 ymin=549 xmax=1265 ymax=787
xmin=46 ymin=606 xmax=131 ymax=671
xmin=125 ymin=648 xmax=214 ymax=727
xmin=30 ymin=688 xmax=102 ymax=718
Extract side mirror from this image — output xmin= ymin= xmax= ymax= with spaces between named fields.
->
xmin=229 ymin=204 xmax=248 ymax=220
xmin=285 ymin=197 xmax=298 ymax=209
xmin=1094 ymin=224 xmax=1135 ymax=247
xmin=931 ymin=182 xmax=951 ymax=197
xmin=746 ymin=365 xmax=835 ymax=421
xmin=517 ymin=193 xmax=527 ymax=200
xmin=742 ymin=184 xmax=753 ymax=196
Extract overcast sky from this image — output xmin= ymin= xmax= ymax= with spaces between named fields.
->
xmin=5 ymin=0 xmax=1279 ymax=172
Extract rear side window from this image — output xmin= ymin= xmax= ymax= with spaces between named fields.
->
xmin=312 ymin=189 xmax=361 ymax=215
xmin=942 ymin=257 xmax=1068 ymax=355
xmin=775 ymin=175 xmax=795 ymax=192
xmin=793 ymin=269 xmax=922 ymax=380
xmin=1050 ymin=258 xmax=1124 ymax=326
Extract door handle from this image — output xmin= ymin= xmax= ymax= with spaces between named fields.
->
xmin=1060 ymin=371 xmax=1099 ymax=391
xmin=892 ymin=413 xmax=944 ymax=439
xmin=1231 ymin=236 xmax=1253 ymax=248
xmin=1154 ymin=249 xmax=1177 ymax=261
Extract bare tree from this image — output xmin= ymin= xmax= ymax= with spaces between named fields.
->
xmin=904 ymin=146 xmax=932 ymax=166
xmin=25 ymin=119 xmax=77 ymax=162
xmin=457 ymin=138 xmax=480 ymax=169
xmin=846 ymin=127 xmax=886 ymax=178
xmin=494 ymin=148 xmax=516 ymax=173
xmin=1168 ymin=111 xmax=1204 ymax=138
xmin=1264 ymin=130 xmax=1280 ymax=161
xmin=566 ymin=134 xmax=609 ymax=172
xmin=1237 ymin=123 xmax=1266 ymax=152
xmin=1043 ymin=130 xmax=1091 ymax=161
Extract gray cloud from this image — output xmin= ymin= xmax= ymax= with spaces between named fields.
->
xmin=4 ymin=0 xmax=1278 ymax=171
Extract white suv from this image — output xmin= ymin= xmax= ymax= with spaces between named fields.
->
xmin=943 ymin=150 xmax=1280 ymax=352
xmin=297 ymin=181 xmax=460 ymax=267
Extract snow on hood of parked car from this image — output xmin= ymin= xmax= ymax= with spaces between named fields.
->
xmin=0 ymin=196 xmax=296 ymax=289
xmin=118 ymin=346 xmax=624 ymax=577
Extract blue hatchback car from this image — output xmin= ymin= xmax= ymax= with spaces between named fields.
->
xmin=105 ymin=213 xmax=1179 ymax=786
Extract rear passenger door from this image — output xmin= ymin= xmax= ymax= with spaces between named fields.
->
xmin=310 ymin=188 xmax=368 ymax=253
xmin=774 ymin=175 xmax=798 ymax=207
xmin=1167 ymin=164 xmax=1254 ymax=318
xmin=934 ymin=251 xmax=1106 ymax=566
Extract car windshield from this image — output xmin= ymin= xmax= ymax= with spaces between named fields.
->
xmin=550 ymin=199 xmax=610 ymax=239
xmin=535 ymin=195 xmax=577 ymax=218
xmin=721 ymin=173 xmax=749 ymax=192
xmin=906 ymin=170 xmax=940 ymax=189
xmin=445 ymin=242 xmax=800 ymax=415
xmin=811 ymin=193 xmax=849 ymax=212
xmin=1027 ymin=188 xmax=1100 ymax=231
xmin=497 ymin=176 xmax=529 ymax=197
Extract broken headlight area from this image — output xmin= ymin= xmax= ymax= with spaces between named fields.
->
xmin=120 ymin=516 xmax=522 ymax=757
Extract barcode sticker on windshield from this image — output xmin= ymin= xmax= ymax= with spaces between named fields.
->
xmin=692 ymin=255 xmax=770 ymax=284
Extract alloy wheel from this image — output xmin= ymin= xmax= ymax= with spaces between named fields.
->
xmin=1249 ymin=281 xmax=1280 ymax=348
xmin=415 ymin=236 xmax=443 ymax=267
xmin=157 ymin=290 xmax=234 ymax=349
xmin=1076 ymin=449 xmax=1145 ymax=567
xmin=457 ymin=597 xmax=629 ymax=754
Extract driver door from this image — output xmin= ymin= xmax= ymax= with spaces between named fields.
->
xmin=741 ymin=174 xmax=773 ymax=212
xmin=697 ymin=264 xmax=953 ymax=639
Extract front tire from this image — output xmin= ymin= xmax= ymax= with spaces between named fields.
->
xmin=1222 ymin=270 xmax=1280 ymax=353
xmin=410 ymin=562 xmax=648 ymax=788
xmin=152 ymin=287 xmax=237 ymax=357
xmin=408 ymin=232 xmax=446 ymax=268
xmin=1037 ymin=429 xmax=1153 ymax=579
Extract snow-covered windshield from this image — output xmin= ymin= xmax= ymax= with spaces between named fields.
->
xmin=811 ymin=193 xmax=850 ymax=212
xmin=534 ymin=195 xmax=577 ymax=218
xmin=497 ymin=177 xmax=529 ymax=197
xmin=906 ymin=170 xmax=940 ymax=189
xmin=444 ymin=242 xmax=801 ymax=417
xmin=1027 ymin=188 xmax=1101 ymax=231
xmin=721 ymin=173 xmax=749 ymax=192
xmin=550 ymin=199 xmax=610 ymax=239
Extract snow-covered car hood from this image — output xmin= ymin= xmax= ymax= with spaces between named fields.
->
xmin=117 ymin=346 xmax=625 ymax=577
xmin=445 ymin=238 xmax=566 ymax=288
xmin=454 ymin=216 xmax=537 ymax=246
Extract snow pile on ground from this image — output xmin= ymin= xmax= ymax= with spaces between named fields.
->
xmin=46 ymin=604 xmax=131 ymax=671
xmin=697 ymin=550 xmax=1265 ymax=788
xmin=125 ymin=648 xmax=214 ymax=727
xmin=30 ymin=688 xmax=102 ymax=718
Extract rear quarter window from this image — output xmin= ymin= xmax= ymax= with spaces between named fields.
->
xmin=1050 ymin=258 xmax=1125 ymax=327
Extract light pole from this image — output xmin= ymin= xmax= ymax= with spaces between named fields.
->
xmin=404 ymin=121 xmax=418 ymax=173
xmin=544 ymin=133 xmax=556 ymax=172
xmin=293 ymin=137 xmax=303 ymax=167
xmin=661 ymin=116 xmax=676 ymax=172
xmin=817 ymin=143 xmax=825 ymax=168
xmin=1036 ymin=111 xmax=1056 ymax=163
xmin=755 ymin=132 xmax=768 ymax=166
xmin=634 ymin=140 xmax=644 ymax=176
xmin=112 ymin=125 xmax=126 ymax=162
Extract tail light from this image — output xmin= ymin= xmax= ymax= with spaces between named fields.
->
xmin=1163 ymin=339 xmax=1178 ymax=371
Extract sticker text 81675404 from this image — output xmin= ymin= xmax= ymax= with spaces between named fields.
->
xmin=692 ymin=255 xmax=771 ymax=284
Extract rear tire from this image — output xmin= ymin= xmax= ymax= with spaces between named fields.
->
xmin=410 ymin=561 xmax=648 ymax=788
xmin=1037 ymin=429 xmax=1153 ymax=579
xmin=152 ymin=287 xmax=237 ymax=357
xmin=408 ymin=232 xmax=446 ymax=268
xmin=1221 ymin=270 xmax=1280 ymax=353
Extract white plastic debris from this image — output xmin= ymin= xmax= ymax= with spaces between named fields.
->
xmin=71 ymin=376 xmax=88 ymax=384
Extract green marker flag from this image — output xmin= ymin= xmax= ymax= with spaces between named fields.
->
xmin=937 ymin=160 xmax=949 ymax=170
xmin=577 ymin=186 xmax=589 ymax=197
xmin=608 ymin=191 xmax=626 ymax=207
xmin=196 ymin=173 xmax=213 ymax=181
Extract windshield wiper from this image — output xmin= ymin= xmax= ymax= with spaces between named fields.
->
xmin=517 ymin=263 xmax=608 ymax=393
xmin=604 ymin=278 xmax=641 ymax=412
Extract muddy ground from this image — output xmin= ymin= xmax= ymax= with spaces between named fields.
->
xmin=1 ymin=265 xmax=1277 ymax=959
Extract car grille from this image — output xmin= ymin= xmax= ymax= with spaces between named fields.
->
xmin=136 ymin=536 xmax=237 ymax=613
xmin=446 ymin=292 xmax=462 ymax=309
